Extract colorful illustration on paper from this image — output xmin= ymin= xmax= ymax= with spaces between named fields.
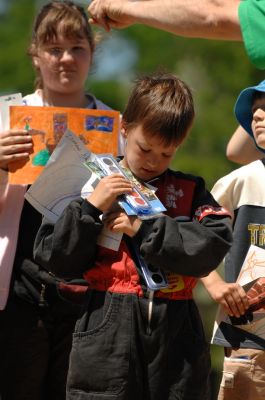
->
xmin=53 ymin=113 xmax=68 ymax=141
xmin=8 ymin=105 xmax=120 ymax=184
xmin=32 ymin=113 xmax=68 ymax=167
xmin=85 ymin=115 xmax=114 ymax=132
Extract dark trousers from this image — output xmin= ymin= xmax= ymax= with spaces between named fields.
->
xmin=67 ymin=291 xmax=211 ymax=400
xmin=0 ymin=295 xmax=81 ymax=400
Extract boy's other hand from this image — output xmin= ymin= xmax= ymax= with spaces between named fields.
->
xmin=0 ymin=129 xmax=33 ymax=170
xmin=209 ymin=280 xmax=249 ymax=318
xmin=87 ymin=174 xmax=133 ymax=213
xmin=103 ymin=210 xmax=142 ymax=237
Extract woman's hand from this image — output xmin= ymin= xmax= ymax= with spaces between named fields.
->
xmin=87 ymin=174 xmax=133 ymax=213
xmin=0 ymin=129 xmax=33 ymax=170
xmin=103 ymin=210 xmax=142 ymax=237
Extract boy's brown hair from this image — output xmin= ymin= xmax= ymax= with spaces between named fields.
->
xmin=252 ymin=90 xmax=265 ymax=105
xmin=122 ymin=72 xmax=195 ymax=146
xmin=28 ymin=1 xmax=95 ymax=89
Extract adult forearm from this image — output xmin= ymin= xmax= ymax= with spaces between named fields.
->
xmin=124 ymin=0 xmax=242 ymax=40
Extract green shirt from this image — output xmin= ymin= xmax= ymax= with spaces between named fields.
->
xmin=239 ymin=0 xmax=265 ymax=69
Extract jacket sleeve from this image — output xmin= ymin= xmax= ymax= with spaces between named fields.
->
xmin=34 ymin=198 xmax=103 ymax=279
xmin=134 ymin=177 xmax=233 ymax=278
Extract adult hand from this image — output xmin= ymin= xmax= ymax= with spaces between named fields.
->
xmin=88 ymin=0 xmax=135 ymax=31
xmin=87 ymin=174 xmax=133 ymax=212
xmin=88 ymin=0 xmax=242 ymax=40
xmin=103 ymin=210 xmax=142 ymax=237
xmin=0 ymin=130 xmax=33 ymax=170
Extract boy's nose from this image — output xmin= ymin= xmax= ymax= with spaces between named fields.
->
xmin=146 ymin=156 xmax=158 ymax=168
xmin=253 ymin=108 xmax=265 ymax=121
xmin=60 ymin=50 xmax=74 ymax=61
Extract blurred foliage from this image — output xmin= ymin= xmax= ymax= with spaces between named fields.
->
xmin=0 ymin=0 xmax=36 ymax=94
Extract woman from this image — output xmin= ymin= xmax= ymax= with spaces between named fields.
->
xmin=0 ymin=2 xmax=122 ymax=399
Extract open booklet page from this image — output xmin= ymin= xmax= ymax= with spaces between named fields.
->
xmin=212 ymin=245 xmax=265 ymax=343
xmin=25 ymin=130 xmax=123 ymax=251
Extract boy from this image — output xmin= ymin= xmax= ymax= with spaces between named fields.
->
xmin=34 ymin=72 xmax=232 ymax=400
xmin=202 ymin=79 xmax=265 ymax=400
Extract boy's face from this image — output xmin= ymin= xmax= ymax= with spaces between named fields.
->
xmin=251 ymin=96 xmax=265 ymax=150
xmin=122 ymin=124 xmax=178 ymax=181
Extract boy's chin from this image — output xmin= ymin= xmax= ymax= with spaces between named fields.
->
xmin=255 ymin=139 xmax=265 ymax=151
xmin=137 ymin=172 xmax=158 ymax=182
xmin=254 ymin=131 xmax=265 ymax=149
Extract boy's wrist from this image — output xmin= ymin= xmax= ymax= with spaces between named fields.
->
xmin=133 ymin=218 xmax=155 ymax=245
xmin=82 ymin=199 xmax=103 ymax=220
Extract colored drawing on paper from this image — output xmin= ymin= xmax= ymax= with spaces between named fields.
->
xmin=8 ymin=106 xmax=120 ymax=184
xmin=85 ymin=115 xmax=114 ymax=132
xmin=32 ymin=148 xmax=50 ymax=166
xmin=24 ymin=115 xmax=32 ymax=131
xmin=53 ymin=113 xmax=68 ymax=142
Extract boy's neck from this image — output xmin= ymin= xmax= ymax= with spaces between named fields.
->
xmin=40 ymin=89 xmax=89 ymax=108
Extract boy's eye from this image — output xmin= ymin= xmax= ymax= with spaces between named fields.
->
xmin=140 ymin=147 xmax=150 ymax=153
xmin=49 ymin=47 xmax=62 ymax=55
xmin=163 ymin=150 xmax=176 ymax=158
xmin=73 ymin=46 xmax=84 ymax=51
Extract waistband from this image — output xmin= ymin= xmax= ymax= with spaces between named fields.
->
xmin=83 ymin=275 xmax=195 ymax=300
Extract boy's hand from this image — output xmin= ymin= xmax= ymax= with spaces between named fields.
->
xmin=0 ymin=130 xmax=33 ymax=170
xmin=103 ymin=210 xmax=142 ymax=237
xmin=87 ymin=174 xmax=133 ymax=213
xmin=204 ymin=276 xmax=249 ymax=318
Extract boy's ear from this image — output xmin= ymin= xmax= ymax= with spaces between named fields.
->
xmin=33 ymin=57 xmax=40 ymax=69
xmin=120 ymin=121 xmax=127 ymax=138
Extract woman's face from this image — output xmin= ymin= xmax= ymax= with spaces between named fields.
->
xmin=34 ymin=32 xmax=92 ymax=96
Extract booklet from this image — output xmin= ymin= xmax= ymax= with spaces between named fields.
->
xmin=8 ymin=105 xmax=120 ymax=184
xmin=211 ymin=245 xmax=265 ymax=343
xmin=84 ymin=154 xmax=166 ymax=219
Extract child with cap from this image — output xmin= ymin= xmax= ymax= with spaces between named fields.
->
xmin=202 ymin=79 xmax=265 ymax=400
